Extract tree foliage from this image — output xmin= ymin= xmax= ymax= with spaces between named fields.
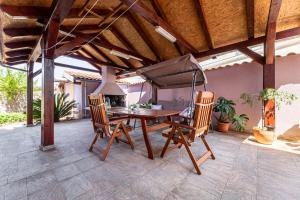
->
xmin=0 ymin=68 xmax=27 ymax=112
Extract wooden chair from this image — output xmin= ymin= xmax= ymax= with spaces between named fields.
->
xmin=160 ymin=91 xmax=215 ymax=175
xmin=88 ymin=94 xmax=134 ymax=161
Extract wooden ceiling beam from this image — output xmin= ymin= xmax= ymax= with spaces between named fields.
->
xmin=72 ymin=52 xmax=130 ymax=71
xmin=149 ymin=0 xmax=184 ymax=56
xmin=98 ymin=3 xmax=123 ymax=27
xmin=126 ymin=12 xmax=161 ymax=61
xmin=264 ymin=0 xmax=282 ymax=64
xmin=6 ymin=49 xmax=32 ymax=57
xmin=238 ymin=46 xmax=264 ymax=65
xmin=0 ymin=5 xmax=124 ymax=19
xmin=193 ymin=0 xmax=214 ymax=49
xmin=89 ymin=43 xmax=118 ymax=65
xmin=3 ymin=27 xmax=43 ymax=37
xmin=194 ymin=25 xmax=299 ymax=59
xmin=29 ymin=0 xmax=76 ymax=61
xmin=55 ymin=32 xmax=154 ymax=64
xmin=4 ymin=40 xmax=36 ymax=49
xmin=6 ymin=56 xmax=28 ymax=63
xmin=73 ymin=52 xmax=102 ymax=71
xmin=122 ymin=0 xmax=198 ymax=53
xmin=246 ymin=0 xmax=255 ymax=39
xmin=5 ymin=61 xmax=26 ymax=66
xmin=110 ymin=26 xmax=148 ymax=66
xmin=97 ymin=36 xmax=134 ymax=68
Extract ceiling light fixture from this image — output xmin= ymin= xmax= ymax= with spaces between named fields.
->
xmin=110 ymin=50 xmax=143 ymax=61
xmin=155 ymin=26 xmax=177 ymax=43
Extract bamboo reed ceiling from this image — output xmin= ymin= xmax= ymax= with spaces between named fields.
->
xmin=0 ymin=0 xmax=300 ymax=72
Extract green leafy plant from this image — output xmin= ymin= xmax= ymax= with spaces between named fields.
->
xmin=0 ymin=112 xmax=26 ymax=125
xmin=213 ymin=97 xmax=236 ymax=123
xmin=139 ymin=103 xmax=152 ymax=109
xmin=231 ymin=114 xmax=249 ymax=132
xmin=33 ymin=93 xmax=76 ymax=122
xmin=241 ymin=88 xmax=298 ymax=129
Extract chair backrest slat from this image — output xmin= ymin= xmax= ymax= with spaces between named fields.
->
xmin=192 ymin=91 xmax=214 ymax=139
xmin=88 ymin=94 xmax=110 ymax=134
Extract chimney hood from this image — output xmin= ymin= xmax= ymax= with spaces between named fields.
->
xmin=92 ymin=66 xmax=125 ymax=95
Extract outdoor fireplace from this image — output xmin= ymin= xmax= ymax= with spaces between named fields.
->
xmin=92 ymin=66 xmax=126 ymax=107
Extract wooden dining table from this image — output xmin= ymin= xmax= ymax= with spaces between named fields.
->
xmin=109 ymin=107 xmax=179 ymax=159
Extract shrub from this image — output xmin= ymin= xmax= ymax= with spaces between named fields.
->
xmin=33 ymin=93 xmax=76 ymax=122
xmin=0 ymin=112 xmax=26 ymax=125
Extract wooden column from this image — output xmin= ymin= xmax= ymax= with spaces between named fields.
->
xmin=26 ymin=61 xmax=34 ymax=126
xmin=40 ymin=55 xmax=55 ymax=150
xmin=151 ymin=84 xmax=158 ymax=104
xmin=263 ymin=0 xmax=282 ymax=128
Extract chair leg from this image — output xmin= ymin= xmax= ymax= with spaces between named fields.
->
xmin=201 ymin=135 xmax=215 ymax=160
xmin=120 ymin=123 xmax=134 ymax=150
xmin=89 ymin=132 xmax=100 ymax=152
xmin=178 ymin=130 xmax=201 ymax=175
xmin=160 ymin=126 xmax=176 ymax=158
xmin=101 ymin=124 xmax=120 ymax=161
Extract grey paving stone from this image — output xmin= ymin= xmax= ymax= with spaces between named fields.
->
xmin=1 ymin=119 xmax=300 ymax=200
xmin=26 ymin=170 xmax=57 ymax=194
xmin=4 ymin=178 xmax=27 ymax=200
xmin=54 ymin=164 xmax=81 ymax=181
xmin=59 ymin=174 xmax=93 ymax=200
xmin=28 ymin=182 xmax=66 ymax=200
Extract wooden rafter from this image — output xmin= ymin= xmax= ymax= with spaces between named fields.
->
xmin=149 ymin=0 xmax=184 ymax=56
xmin=5 ymin=40 xmax=37 ymax=49
xmin=246 ymin=0 xmax=255 ymax=39
xmin=3 ymin=27 xmax=43 ymax=37
xmin=122 ymin=0 xmax=198 ymax=53
xmin=75 ymin=51 xmax=130 ymax=71
xmin=193 ymin=0 xmax=213 ymax=49
xmin=6 ymin=56 xmax=28 ymax=63
xmin=264 ymin=0 xmax=282 ymax=65
xmin=0 ymin=5 xmax=123 ymax=19
xmin=55 ymin=32 xmax=154 ymax=64
xmin=98 ymin=3 xmax=123 ymax=27
xmin=72 ymin=52 xmax=102 ymax=71
xmin=89 ymin=43 xmax=117 ymax=65
xmin=110 ymin=26 xmax=151 ymax=66
xmin=29 ymin=0 xmax=76 ymax=61
xmin=126 ymin=12 xmax=161 ymax=61
xmin=6 ymin=49 xmax=32 ymax=57
xmin=194 ymin=25 xmax=298 ymax=60
xmin=238 ymin=46 xmax=264 ymax=65
xmin=97 ymin=36 xmax=133 ymax=68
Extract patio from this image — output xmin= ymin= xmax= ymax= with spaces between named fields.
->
xmin=1 ymin=119 xmax=300 ymax=200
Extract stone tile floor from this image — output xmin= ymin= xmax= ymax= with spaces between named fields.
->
xmin=0 ymin=119 xmax=300 ymax=200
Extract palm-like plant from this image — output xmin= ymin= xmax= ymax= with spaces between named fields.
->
xmin=213 ymin=97 xmax=236 ymax=123
xmin=33 ymin=93 xmax=76 ymax=122
xmin=231 ymin=114 xmax=249 ymax=132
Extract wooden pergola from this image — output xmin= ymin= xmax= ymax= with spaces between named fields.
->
xmin=0 ymin=0 xmax=297 ymax=150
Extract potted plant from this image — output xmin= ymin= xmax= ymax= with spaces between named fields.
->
xmin=213 ymin=97 xmax=236 ymax=133
xmin=241 ymin=88 xmax=297 ymax=144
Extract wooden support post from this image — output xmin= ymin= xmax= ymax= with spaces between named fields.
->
xmin=263 ymin=0 xmax=281 ymax=129
xmin=26 ymin=61 xmax=34 ymax=126
xmin=152 ymin=84 xmax=158 ymax=104
xmin=40 ymin=56 xmax=55 ymax=150
xmin=263 ymin=63 xmax=276 ymax=128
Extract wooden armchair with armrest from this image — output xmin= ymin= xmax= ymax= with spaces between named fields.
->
xmin=160 ymin=91 xmax=215 ymax=175
xmin=88 ymin=94 xmax=134 ymax=161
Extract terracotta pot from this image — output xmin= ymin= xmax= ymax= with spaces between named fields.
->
xmin=217 ymin=121 xmax=230 ymax=133
xmin=253 ymin=128 xmax=275 ymax=145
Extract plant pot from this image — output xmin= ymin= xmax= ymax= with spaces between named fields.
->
xmin=253 ymin=128 xmax=275 ymax=145
xmin=217 ymin=121 xmax=230 ymax=133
